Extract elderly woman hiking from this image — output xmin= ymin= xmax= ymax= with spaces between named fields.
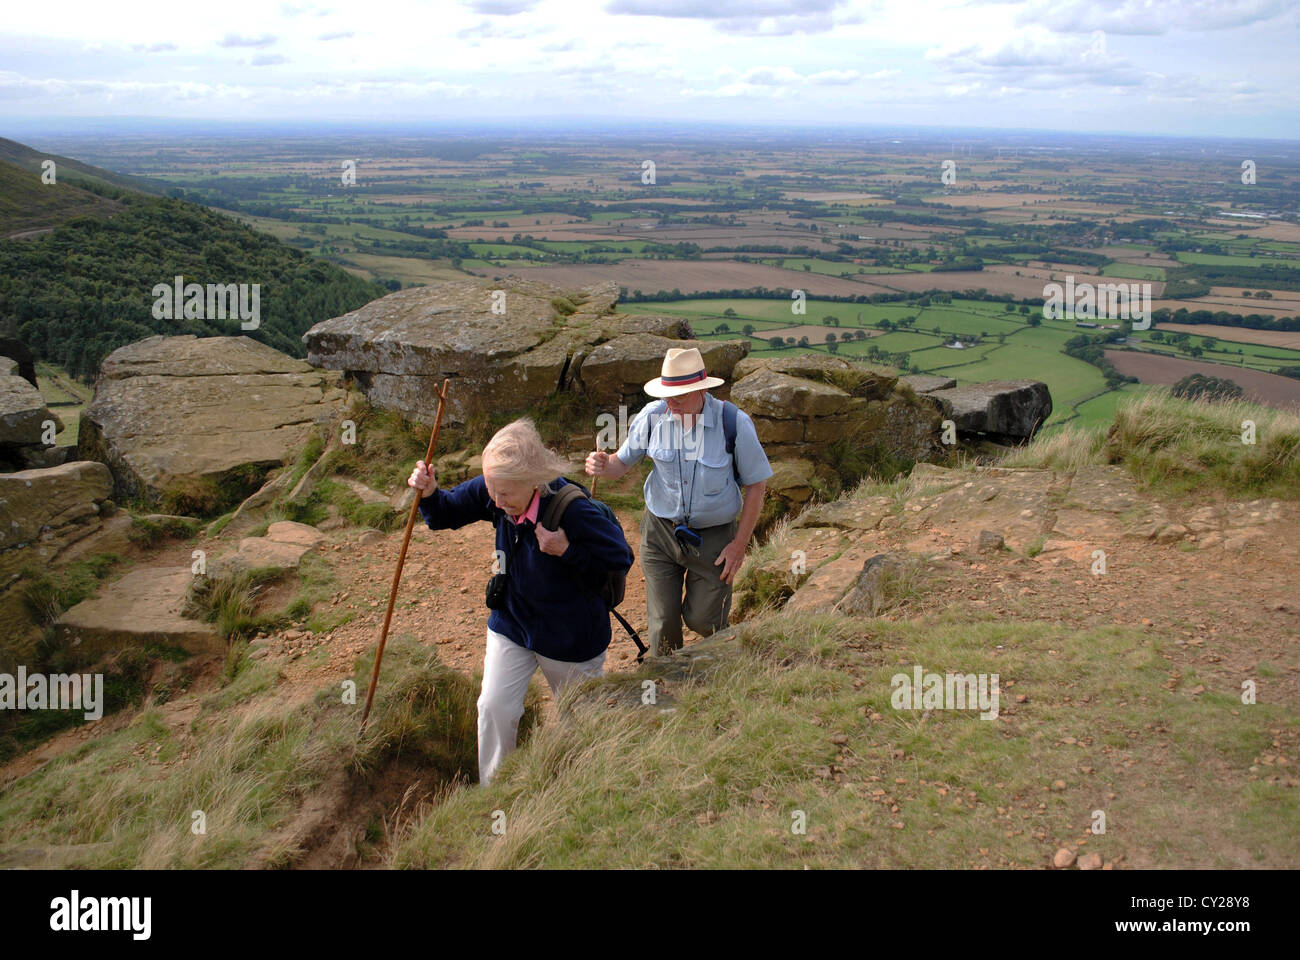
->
xmin=585 ymin=347 xmax=772 ymax=657
xmin=408 ymin=418 xmax=633 ymax=786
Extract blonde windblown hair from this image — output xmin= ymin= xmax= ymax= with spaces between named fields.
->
xmin=481 ymin=418 xmax=573 ymax=493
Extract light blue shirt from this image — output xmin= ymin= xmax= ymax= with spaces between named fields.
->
xmin=615 ymin=393 xmax=773 ymax=527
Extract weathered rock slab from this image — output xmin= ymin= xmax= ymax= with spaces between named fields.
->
xmin=56 ymin=568 xmax=222 ymax=660
xmin=927 ymin=380 xmax=1052 ymax=439
xmin=900 ymin=374 xmax=957 ymax=393
xmin=578 ymin=334 xmax=749 ymax=405
xmin=0 ymin=373 xmax=60 ymax=447
xmin=0 ymin=461 xmax=113 ymax=581
xmin=79 ymin=335 xmax=347 ymax=505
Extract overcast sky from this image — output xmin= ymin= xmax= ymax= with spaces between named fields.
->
xmin=1 ymin=0 xmax=1296 ymax=138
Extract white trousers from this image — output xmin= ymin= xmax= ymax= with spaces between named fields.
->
xmin=477 ymin=626 xmax=606 ymax=786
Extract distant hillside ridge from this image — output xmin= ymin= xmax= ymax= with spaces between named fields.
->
xmin=0 ymin=193 xmax=388 ymax=379
xmin=0 ymin=136 xmax=165 ymax=199
xmin=0 ymin=158 xmax=124 ymax=237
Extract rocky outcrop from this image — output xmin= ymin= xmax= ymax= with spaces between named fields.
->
xmin=79 ymin=335 xmax=348 ymax=507
xmin=0 ymin=371 xmax=63 ymax=470
xmin=301 ymin=276 xmax=748 ymax=422
xmin=577 ymin=333 xmax=748 ymax=407
xmin=0 ymin=460 xmax=114 ymax=584
xmin=729 ymin=355 xmax=944 ymax=463
xmin=919 ymin=380 xmax=1052 ymax=440
xmin=0 ymin=460 xmax=117 ymax=669
xmin=0 ymin=318 xmax=38 ymax=386
xmin=733 ymin=458 xmax=1291 ymax=619
xmin=900 ymin=374 xmax=956 ymax=394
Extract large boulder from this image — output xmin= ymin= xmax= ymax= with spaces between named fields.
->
xmin=0 ymin=460 xmax=113 ymax=583
xmin=577 ymin=334 xmax=748 ymax=406
xmin=731 ymin=368 xmax=858 ymax=419
xmin=79 ymin=335 xmax=347 ymax=507
xmin=0 ymin=318 xmax=38 ymax=386
xmin=927 ymin=380 xmax=1052 ymax=439
xmin=728 ymin=357 xmax=941 ymax=464
xmin=0 ymin=373 xmax=62 ymax=469
xmin=301 ymin=275 xmax=741 ymax=421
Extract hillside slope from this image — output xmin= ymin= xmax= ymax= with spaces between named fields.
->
xmin=0 ymin=158 xmax=124 ymax=237
xmin=0 ymin=196 xmax=387 ymax=377
xmin=0 ymin=136 xmax=164 ymax=198
xmin=0 ymin=389 xmax=1295 ymax=869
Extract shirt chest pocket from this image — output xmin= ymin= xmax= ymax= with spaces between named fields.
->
xmin=696 ymin=451 xmax=734 ymax=496
xmin=649 ymin=442 xmax=678 ymax=469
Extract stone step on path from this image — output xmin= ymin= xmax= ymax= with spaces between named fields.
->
xmin=55 ymin=567 xmax=222 ymax=660
xmin=55 ymin=522 xmax=333 ymax=662
xmin=211 ymin=520 xmax=329 ymax=578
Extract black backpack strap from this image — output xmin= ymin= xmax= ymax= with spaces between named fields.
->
xmin=611 ymin=607 xmax=648 ymax=663
xmin=541 ymin=481 xmax=646 ymax=662
xmin=722 ymin=400 xmax=741 ymax=485
xmin=540 ymin=482 xmax=587 ymax=531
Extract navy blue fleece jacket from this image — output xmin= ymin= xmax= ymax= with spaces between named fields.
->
xmin=417 ymin=475 xmax=634 ymax=662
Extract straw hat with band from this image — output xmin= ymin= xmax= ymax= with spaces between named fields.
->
xmin=643 ymin=347 xmax=726 ymax=397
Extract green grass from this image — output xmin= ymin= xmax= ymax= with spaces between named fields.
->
xmin=1004 ymin=387 xmax=1300 ymax=500
xmin=1177 ymin=251 xmax=1297 ymax=268
xmin=0 ymin=637 xmax=510 ymax=868
xmin=388 ymin=611 xmax=1296 ymax=869
xmin=1101 ymin=262 xmax=1167 ymax=281
xmin=128 ymin=514 xmax=201 ymax=546
xmin=17 ymin=553 xmax=126 ymax=629
xmin=1103 ymin=389 xmax=1300 ymax=499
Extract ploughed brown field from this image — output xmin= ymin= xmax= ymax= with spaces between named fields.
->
xmin=1150 ymin=297 xmax=1298 ymax=319
xmin=478 ymin=259 xmax=899 ymax=296
xmin=866 ymin=269 xmax=1099 ymax=299
xmin=983 ymin=263 xmax=1167 ymax=296
xmin=1153 ymin=323 xmax=1300 ymax=350
xmin=487 ymin=258 xmax=1163 ymax=302
xmin=1104 ymin=350 xmax=1300 ymax=410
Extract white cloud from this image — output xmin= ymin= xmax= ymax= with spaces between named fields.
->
xmin=219 ymin=34 xmax=279 ymax=48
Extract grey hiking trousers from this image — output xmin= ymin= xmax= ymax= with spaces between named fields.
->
xmin=640 ymin=508 xmax=738 ymax=657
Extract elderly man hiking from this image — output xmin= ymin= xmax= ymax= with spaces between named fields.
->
xmin=585 ymin=347 xmax=772 ymax=657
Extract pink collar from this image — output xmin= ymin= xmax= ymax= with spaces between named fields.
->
xmin=510 ymin=489 xmax=541 ymax=525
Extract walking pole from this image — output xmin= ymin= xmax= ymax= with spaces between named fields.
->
xmin=359 ymin=378 xmax=450 ymax=736
xmin=590 ymin=432 xmax=601 ymax=498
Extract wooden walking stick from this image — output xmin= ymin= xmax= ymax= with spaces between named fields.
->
xmin=359 ymin=378 xmax=450 ymax=735
xmin=590 ymin=432 xmax=601 ymax=498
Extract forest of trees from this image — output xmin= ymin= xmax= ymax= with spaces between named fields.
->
xmin=0 ymin=196 xmax=386 ymax=379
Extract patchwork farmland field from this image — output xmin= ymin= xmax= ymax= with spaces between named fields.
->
xmin=1104 ymin=351 xmax=1300 ymax=409
xmin=53 ymin=128 xmax=1296 ymax=435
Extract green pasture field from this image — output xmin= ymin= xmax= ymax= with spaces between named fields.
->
xmin=920 ymin=339 xmax=1109 ymax=427
xmin=1125 ymin=335 xmax=1300 ymax=373
xmin=758 ymin=257 xmax=876 ymax=277
xmin=338 ymin=253 xmax=466 ymax=286
xmin=1050 ymin=382 xmax=1151 ymax=431
xmin=1101 ymin=262 xmax=1168 ymax=281
xmin=221 ymin=210 xmax=432 ymax=246
xmin=1176 ymin=252 xmax=1295 ymax=268
xmin=589 ymin=211 xmax=654 ymax=221
xmin=620 ymin=298 xmax=923 ymax=328
xmin=468 ymin=243 xmax=552 ymax=258
xmin=532 ymin=239 xmax=659 ymax=254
